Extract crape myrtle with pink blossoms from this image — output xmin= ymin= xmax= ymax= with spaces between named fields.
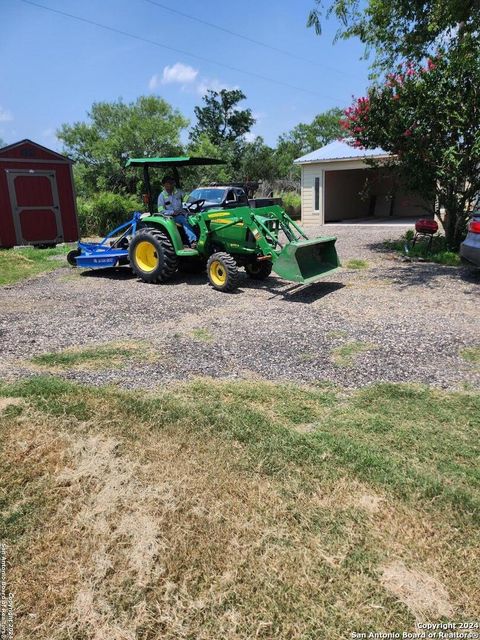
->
xmin=308 ymin=0 xmax=480 ymax=250
xmin=340 ymin=42 xmax=480 ymax=249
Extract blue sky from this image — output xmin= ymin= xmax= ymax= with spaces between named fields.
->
xmin=1 ymin=0 xmax=370 ymax=150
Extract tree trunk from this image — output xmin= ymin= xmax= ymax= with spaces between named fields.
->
xmin=441 ymin=204 xmax=469 ymax=251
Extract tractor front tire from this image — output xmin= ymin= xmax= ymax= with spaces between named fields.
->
xmin=245 ymin=261 xmax=272 ymax=280
xmin=207 ymin=252 xmax=240 ymax=292
xmin=129 ymin=228 xmax=177 ymax=283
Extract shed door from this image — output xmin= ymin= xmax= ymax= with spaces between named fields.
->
xmin=6 ymin=169 xmax=64 ymax=245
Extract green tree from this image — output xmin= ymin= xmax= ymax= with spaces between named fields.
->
xmin=307 ymin=0 xmax=480 ymax=69
xmin=188 ymin=135 xmax=278 ymax=187
xmin=186 ymin=134 xmax=235 ymax=188
xmin=342 ymin=40 xmax=480 ymax=249
xmin=0 ymin=137 xmax=5 ymax=148
xmin=241 ymin=137 xmax=278 ymax=182
xmin=58 ymin=96 xmax=188 ymax=196
xmin=275 ymin=108 xmax=345 ymax=178
xmin=190 ymin=89 xmax=255 ymax=145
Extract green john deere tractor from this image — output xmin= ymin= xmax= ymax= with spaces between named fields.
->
xmin=125 ymin=156 xmax=340 ymax=292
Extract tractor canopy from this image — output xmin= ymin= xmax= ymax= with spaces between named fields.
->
xmin=126 ymin=156 xmax=226 ymax=212
xmin=125 ymin=156 xmax=226 ymax=168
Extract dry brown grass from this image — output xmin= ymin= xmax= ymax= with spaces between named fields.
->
xmin=0 ymin=397 xmax=23 ymax=411
xmin=1 ymin=381 xmax=479 ymax=639
xmin=380 ymin=561 xmax=454 ymax=620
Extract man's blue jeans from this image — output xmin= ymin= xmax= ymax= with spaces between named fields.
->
xmin=172 ymin=213 xmax=197 ymax=245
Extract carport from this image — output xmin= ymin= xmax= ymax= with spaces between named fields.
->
xmin=294 ymin=140 xmax=429 ymax=225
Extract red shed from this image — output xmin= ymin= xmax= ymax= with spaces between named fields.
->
xmin=0 ymin=139 xmax=79 ymax=248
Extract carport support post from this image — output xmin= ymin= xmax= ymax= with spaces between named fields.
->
xmin=143 ymin=165 xmax=153 ymax=213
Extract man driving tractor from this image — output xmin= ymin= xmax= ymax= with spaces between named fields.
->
xmin=157 ymin=175 xmax=197 ymax=248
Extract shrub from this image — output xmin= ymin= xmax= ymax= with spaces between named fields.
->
xmin=384 ymin=232 xmax=461 ymax=266
xmin=279 ymin=192 xmax=301 ymax=219
xmin=77 ymin=192 xmax=142 ymax=236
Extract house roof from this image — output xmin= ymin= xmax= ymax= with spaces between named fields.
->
xmin=294 ymin=139 xmax=390 ymax=165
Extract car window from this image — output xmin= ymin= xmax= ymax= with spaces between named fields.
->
xmin=226 ymin=190 xmax=236 ymax=202
xmin=236 ymin=189 xmax=248 ymax=204
xmin=188 ymin=188 xmax=224 ymax=204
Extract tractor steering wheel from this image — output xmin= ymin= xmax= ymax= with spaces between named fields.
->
xmin=185 ymin=199 xmax=205 ymax=214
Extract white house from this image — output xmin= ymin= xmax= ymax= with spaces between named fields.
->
xmin=294 ymin=139 xmax=428 ymax=225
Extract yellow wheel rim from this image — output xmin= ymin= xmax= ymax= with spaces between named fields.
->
xmin=209 ymin=260 xmax=227 ymax=286
xmin=135 ymin=241 xmax=159 ymax=272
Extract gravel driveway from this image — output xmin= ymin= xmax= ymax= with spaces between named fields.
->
xmin=1 ymin=224 xmax=479 ymax=390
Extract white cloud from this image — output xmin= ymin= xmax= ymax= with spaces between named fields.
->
xmin=148 ymin=64 xmax=237 ymax=99
xmin=149 ymin=63 xmax=199 ymax=91
xmin=0 ymin=107 xmax=13 ymax=123
xmin=196 ymin=77 xmax=237 ymax=96
xmin=148 ymin=74 xmax=161 ymax=91
xmin=162 ymin=62 xmax=198 ymax=85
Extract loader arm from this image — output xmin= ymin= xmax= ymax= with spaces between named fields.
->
xmin=203 ymin=205 xmax=340 ymax=284
xmin=249 ymin=213 xmax=340 ymax=283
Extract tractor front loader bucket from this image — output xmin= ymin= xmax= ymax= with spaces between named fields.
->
xmin=272 ymin=236 xmax=340 ymax=284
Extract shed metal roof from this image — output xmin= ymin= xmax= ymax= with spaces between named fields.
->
xmin=294 ymin=139 xmax=390 ymax=165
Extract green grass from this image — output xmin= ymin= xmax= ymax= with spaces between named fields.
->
xmin=384 ymin=233 xmax=461 ymax=266
xmin=191 ymin=327 xmax=214 ymax=342
xmin=326 ymin=329 xmax=349 ymax=340
xmin=2 ymin=376 xmax=478 ymax=521
xmin=332 ymin=340 xmax=376 ymax=367
xmin=345 ymin=259 xmax=369 ymax=270
xmin=0 ymin=246 xmax=71 ymax=286
xmin=30 ymin=343 xmax=144 ymax=369
xmin=298 ymin=351 xmax=316 ymax=362
xmin=1 ymin=376 xmax=479 ymax=637
xmin=461 ymin=346 xmax=480 ymax=366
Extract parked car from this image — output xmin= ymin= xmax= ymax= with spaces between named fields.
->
xmin=460 ymin=210 xmax=480 ymax=267
xmin=187 ymin=185 xmax=283 ymax=212
xmin=187 ymin=186 xmax=249 ymax=211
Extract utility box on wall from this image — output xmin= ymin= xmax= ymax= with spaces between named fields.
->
xmin=0 ymin=139 xmax=79 ymax=248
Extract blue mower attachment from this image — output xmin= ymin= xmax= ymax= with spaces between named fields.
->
xmin=67 ymin=212 xmax=142 ymax=269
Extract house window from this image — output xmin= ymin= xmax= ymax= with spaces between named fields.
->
xmin=314 ymin=177 xmax=320 ymax=212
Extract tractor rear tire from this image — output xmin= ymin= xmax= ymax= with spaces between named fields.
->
xmin=207 ymin=252 xmax=240 ymax=292
xmin=129 ymin=228 xmax=177 ymax=283
xmin=245 ymin=261 xmax=272 ymax=280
